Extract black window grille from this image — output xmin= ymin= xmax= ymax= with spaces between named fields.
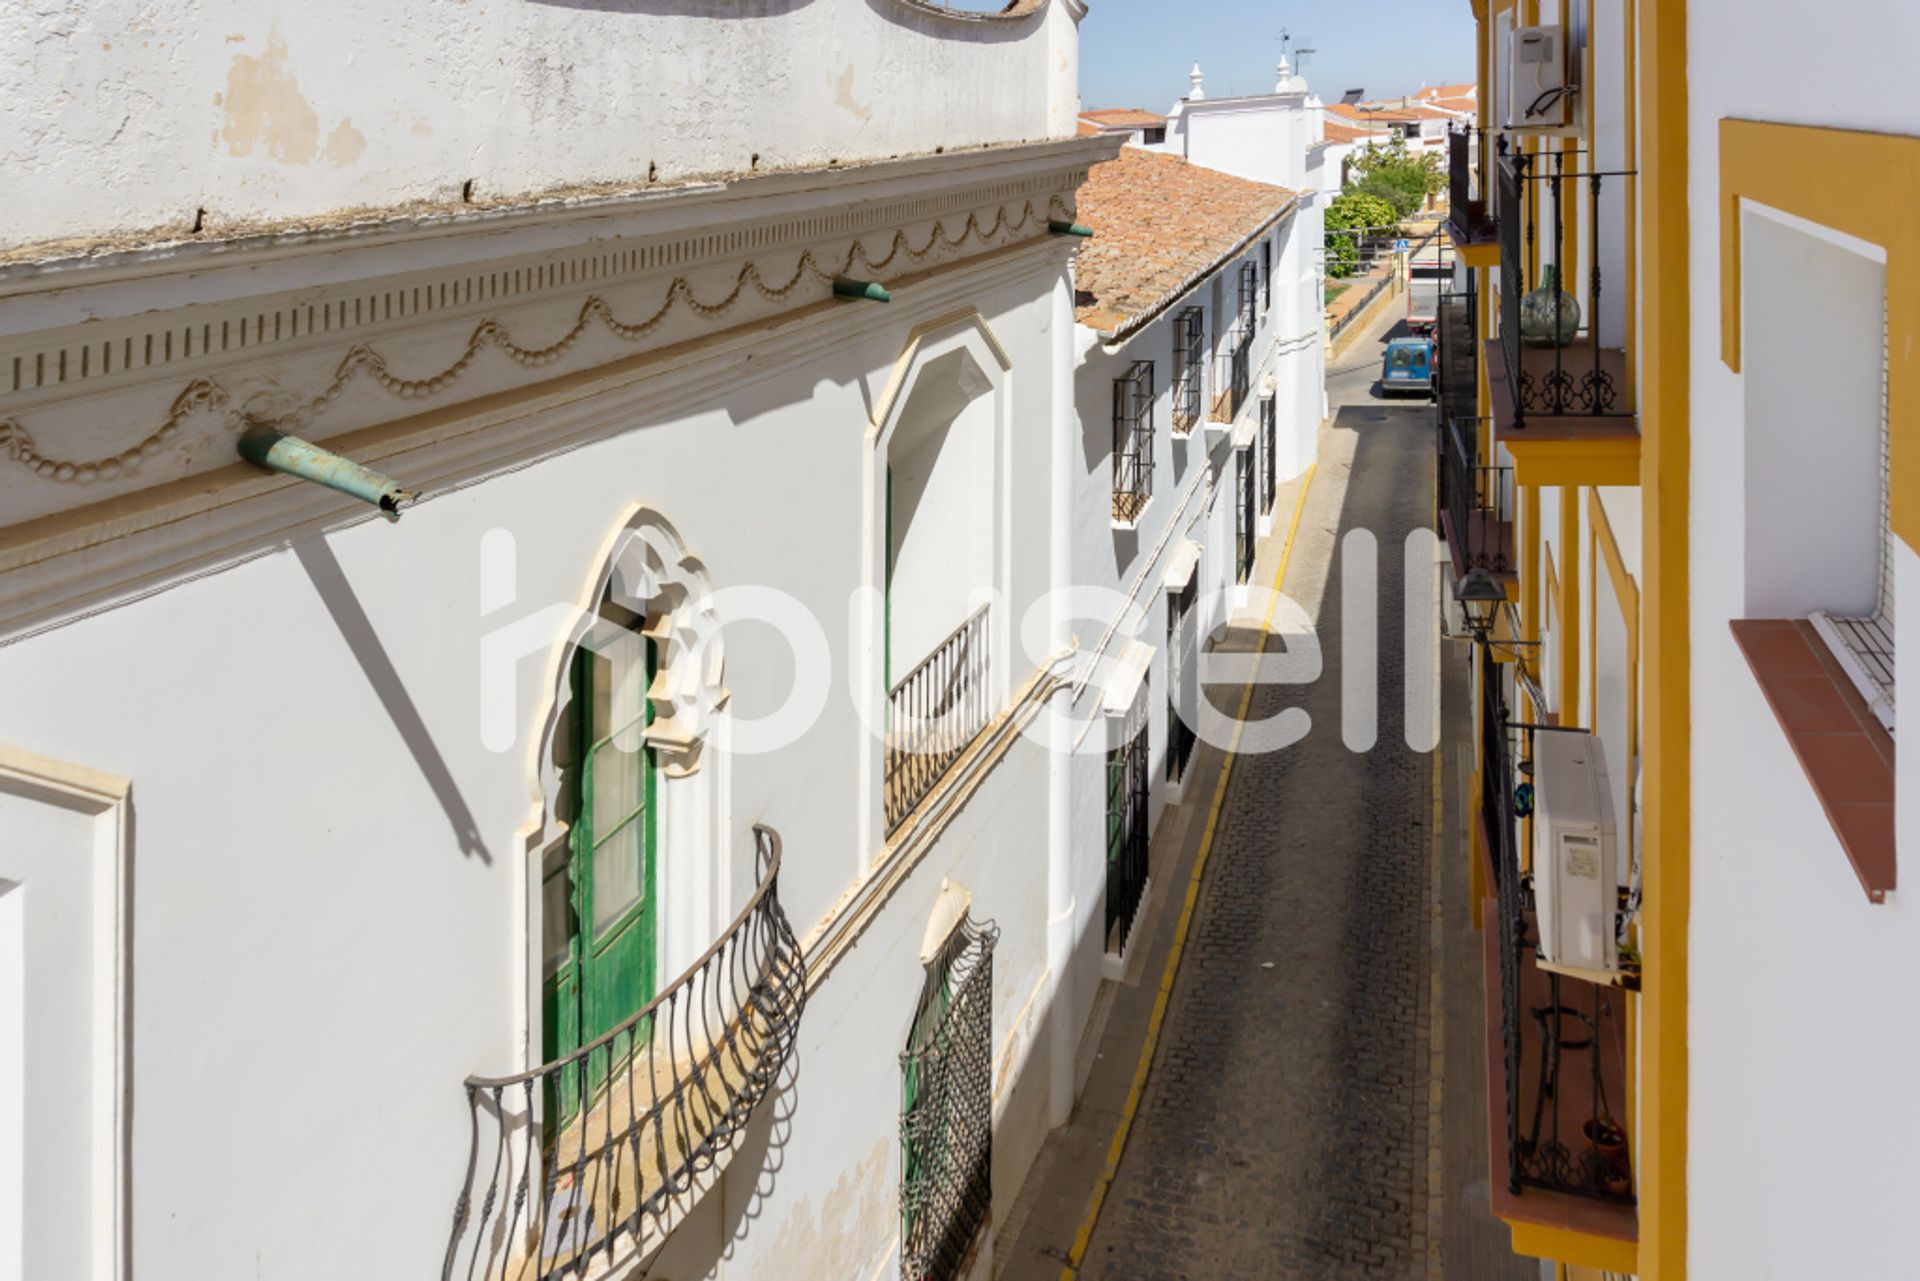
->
xmin=1238 ymin=261 xmax=1259 ymax=332
xmin=1113 ymin=360 xmax=1155 ymax=523
xmin=1106 ymin=713 xmax=1150 ymax=953
xmin=1260 ymin=395 xmax=1277 ymax=514
xmin=1260 ymin=239 xmax=1272 ymax=313
xmin=1171 ymin=308 xmax=1205 ymax=433
xmin=900 ymin=917 xmax=998 ymax=1281
xmin=1166 ymin=573 xmax=1197 ymax=783
xmin=1236 ymin=445 xmax=1256 ymax=585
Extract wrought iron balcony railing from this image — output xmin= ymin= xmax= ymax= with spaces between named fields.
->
xmin=1446 ymin=126 xmax=1497 ymax=244
xmin=1435 ymin=280 xmax=1479 ymax=427
xmin=1495 ymin=138 xmax=1637 ymax=429
xmin=1480 ymin=656 xmax=1635 ymax=1208
xmin=443 ymin=825 xmax=805 ymax=1281
xmin=1440 ymin=418 xmax=1514 ymax=575
xmin=1210 ymin=324 xmax=1252 ymax=424
xmin=886 ymin=604 xmax=993 ymax=831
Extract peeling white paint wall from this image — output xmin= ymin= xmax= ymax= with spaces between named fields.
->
xmin=0 ymin=0 xmax=1078 ymax=253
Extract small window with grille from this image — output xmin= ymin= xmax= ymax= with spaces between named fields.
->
xmin=1106 ymin=701 xmax=1149 ymax=953
xmin=900 ymin=917 xmax=998 ymax=1281
xmin=1171 ymin=308 xmax=1205 ymax=433
xmin=1239 ymin=261 xmax=1259 ymax=332
xmin=1235 ymin=445 xmax=1256 ymax=585
xmin=1811 ymin=322 xmax=1896 ymax=731
xmin=1113 ymin=360 xmax=1155 ymax=524
xmin=1260 ymin=239 xmax=1273 ymax=314
xmin=1260 ymin=394 xmax=1277 ymax=514
xmin=1166 ymin=570 xmax=1198 ymax=782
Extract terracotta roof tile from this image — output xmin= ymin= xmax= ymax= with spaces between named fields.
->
xmin=1080 ymin=108 xmax=1170 ymax=130
xmin=1322 ymin=119 xmax=1368 ymax=144
xmin=1416 ymin=83 xmax=1477 ymax=102
xmin=1072 ymin=148 xmax=1296 ymax=334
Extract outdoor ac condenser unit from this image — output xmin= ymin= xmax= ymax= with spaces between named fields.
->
xmin=1506 ymin=25 xmax=1570 ymax=129
xmin=1531 ymin=729 xmax=1618 ymax=977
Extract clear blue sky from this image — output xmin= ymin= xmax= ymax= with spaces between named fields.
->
xmin=1079 ymin=0 xmax=1474 ymax=113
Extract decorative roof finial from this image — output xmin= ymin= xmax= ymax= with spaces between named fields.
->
xmin=1189 ymin=63 xmax=1206 ymax=101
xmin=1275 ymin=54 xmax=1292 ymax=92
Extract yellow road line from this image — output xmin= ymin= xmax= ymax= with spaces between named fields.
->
xmin=1058 ymin=461 xmax=1318 ymax=1279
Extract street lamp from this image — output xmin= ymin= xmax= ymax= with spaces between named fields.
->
xmin=1453 ymin=568 xmax=1546 ymax=657
xmin=1453 ymin=567 xmax=1508 ymax=644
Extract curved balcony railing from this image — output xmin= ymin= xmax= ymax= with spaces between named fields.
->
xmin=442 ymin=826 xmax=805 ymax=1281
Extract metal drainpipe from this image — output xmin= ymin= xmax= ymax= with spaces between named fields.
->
xmin=1046 ymin=263 xmax=1078 ymax=1129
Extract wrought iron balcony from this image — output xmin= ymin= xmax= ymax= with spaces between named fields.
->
xmin=1209 ymin=324 xmax=1252 ymax=424
xmin=443 ymin=825 xmax=805 ymax=1281
xmin=1439 ymin=418 xmax=1514 ymax=579
xmin=1477 ymin=657 xmax=1638 ymax=1234
xmin=1494 ymin=139 xmax=1637 ymax=432
xmin=1445 ymin=126 xmax=1498 ymax=249
xmin=1435 ymin=280 xmax=1479 ymax=427
xmin=887 ymin=604 xmax=993 ymax=831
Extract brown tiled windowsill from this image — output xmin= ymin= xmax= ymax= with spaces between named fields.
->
xmin=1731 ymin=619 xmax=1896 ymax=903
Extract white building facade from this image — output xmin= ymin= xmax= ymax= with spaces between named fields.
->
xmin=0 ymin=3 xmax=1249 ymax=1280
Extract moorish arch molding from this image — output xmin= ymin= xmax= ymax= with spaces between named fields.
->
xmin=529 ymin=506 xmax=729 ymax=854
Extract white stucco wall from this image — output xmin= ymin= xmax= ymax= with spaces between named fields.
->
xmin=1686 ymin=5 xmax=1920 ymax=1274
xmin=0 ymin=249 xmax=1081 ymax=1278
xmin=0 ymin=0 xmax=1080 ymax=254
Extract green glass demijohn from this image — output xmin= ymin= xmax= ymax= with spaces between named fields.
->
xmin=1519 ymin=264 xmax=1581 ymax=348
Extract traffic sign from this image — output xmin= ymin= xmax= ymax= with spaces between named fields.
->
xmin=1394 ymin=238 xmax=1411 ymax=253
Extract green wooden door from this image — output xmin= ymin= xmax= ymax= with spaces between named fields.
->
xmin=544 ymin=623 xmax=657 ymax=1121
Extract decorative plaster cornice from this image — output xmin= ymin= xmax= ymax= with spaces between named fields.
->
xmin=0 ymin=200 xmax=1060 ymax=487
xmin=0 ymin=233 xmax=1077 ymax=641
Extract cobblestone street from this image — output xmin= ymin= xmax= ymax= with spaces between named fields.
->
xmin=998 ymin=311 xmax=1532 ymax=1281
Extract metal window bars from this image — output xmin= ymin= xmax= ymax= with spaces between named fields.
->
xmin=1495 ymin=137 xmax=1637 ymax=428
xmin=1480 ymin=654 xmax=1635 ymax=1207
xmin=900 ymin=915 xmax=998 ymax=1281
xmin=886 ymin=604 xmax=993 ymax=831
xmin=1105 ymin=715 xmax=1150 ymax=954
xmin=1260 ymin=394 xmax=1277 ymax=514
xmin=1238 ymin=260 xmax=1259 ymax=333
xmin=1113 ymin=360 xmax=1155 ymax=523
xmin=1235 ymin=445 xmax=1256 ymax=585
xmin=442 ymin=825 xmax=806 ymax=1281
xmin=1166 ymin=572 xmax=1198 ymax=783
xmin=1171 ymin=308 xmax=1205 ymax=434
xmin=1260 ymin=239 xmax=1272 ymax=314
xmin=1210 ymin=325 xmax=1252 ymax=424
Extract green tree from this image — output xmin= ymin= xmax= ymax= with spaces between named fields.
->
xmin=1347 ymin=138 xmax=1444 ymax=218
xmin=1323 ymin=190 xmax=1398 ymax=279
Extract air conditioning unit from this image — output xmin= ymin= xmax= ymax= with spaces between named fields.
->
xmin=1506 ymin=25 xmax=1571 ymax=129
xmin=1531 ymin=729 xmax=1618 ymax=978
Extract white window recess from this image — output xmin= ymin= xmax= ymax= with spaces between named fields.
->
xmin=1810 ymin=321 xmax=1896 ymax=733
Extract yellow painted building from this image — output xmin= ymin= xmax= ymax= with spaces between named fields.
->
xmin=1447 ymin=2 xmax=1920 ymax=1278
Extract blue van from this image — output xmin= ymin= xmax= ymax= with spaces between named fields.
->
xmin=1381 ymin=338 xmax=1433 ymax=396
